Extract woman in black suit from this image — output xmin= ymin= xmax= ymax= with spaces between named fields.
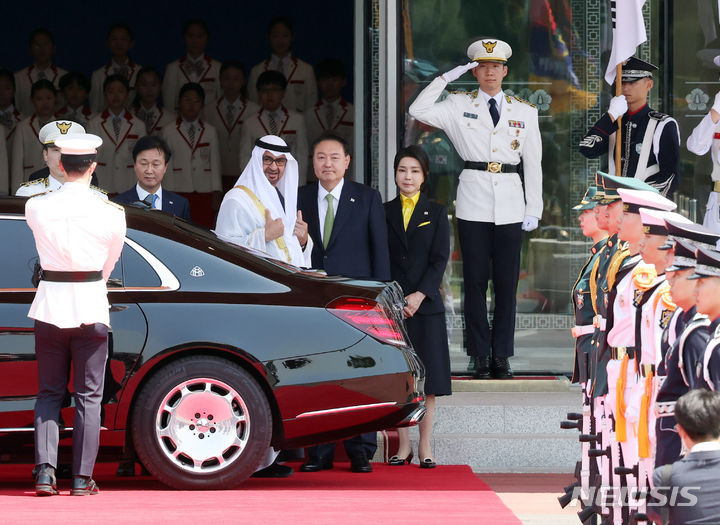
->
xmin=385 ymin=145 xmax=451 ymax=468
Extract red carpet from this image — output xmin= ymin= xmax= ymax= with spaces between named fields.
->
xmin=0 ymin=462 xmax=521 ymax=524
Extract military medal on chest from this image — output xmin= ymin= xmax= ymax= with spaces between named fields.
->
xmin=511 ymin=139 xmax=520 ymax=150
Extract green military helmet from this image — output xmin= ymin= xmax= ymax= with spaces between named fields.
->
xmin=596 ymin=171 xmax=660 ymax=205
xmin=573 ymin=186 xmax=599 ymax=210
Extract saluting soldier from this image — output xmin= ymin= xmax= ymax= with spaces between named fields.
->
xmin=27 ymin=133 xmax=126 ymax=496
xmin=686 ymin=55 xmax=720 ymax=233
xmin=408 ymin=38 xmax=543 ymax=380
xmin=579 ymin=58 xmax=680 ymax=196
xmin=16 ymin=121 xmax=105 ymax=198
xmin=692 ymin=246 xmax=720 ymax=391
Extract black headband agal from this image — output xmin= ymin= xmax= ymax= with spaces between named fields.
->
xmin=255 ymin=138 xmax=291 ymax=153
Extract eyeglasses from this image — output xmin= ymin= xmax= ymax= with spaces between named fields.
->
xmin=262 ymin=156 xmax=287 ymax=167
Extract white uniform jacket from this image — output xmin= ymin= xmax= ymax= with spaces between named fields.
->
xmin=204 ymin=96 xmax=260 ymax=178
xmin=133 ymin=105 xmax=176 ymax=136
xmin=90 ymin=60 xmax=142 ymax=113
xmin=14 ymin=64 xmax=68 ymax=116
xmin=161 ymin=118 xmax=222 ymax=193
xmin=239 ymin=106 xmax=308 ymax=184
xmin=247 ymin=56 xmax=317 ymax=113
xmin=408 ymin=76 xmax=543 ymax=224
xmin=10 ymin=115 xmax=45 ymax=194
xmin=16 ymin=174 xmax=107 ymax=199
xmin=162 ymin=54 xmax=222 ymax=111
xmin=25 ymin=182 xmax=126 ymax=329
xmin=687 ymin=113 xmax=720 ymax=232
xmin=88 ymin=110 xmax=147 ymax=193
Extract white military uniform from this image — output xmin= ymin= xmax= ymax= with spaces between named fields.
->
xmin=89 ymin=60 xmax=142 ymax=114
xmin=239 ymin=106 xmax=308 ymax=185
xmin=55 ymin=105 xmax=95 ymax=128
xmin=686 ymin=112 xmax=720 ymax=232
xmin=204 ymin=96 xmax=260 ymax=181
xmin=10 ymin=115 xmax=47 ymax=194
xmin=14 ymin=64 xmax=67 ymax=116
xmin=133 ymin=105 xmax=176 ymax=136
xmin=247 ymin=55 xmax=317 ymax=113
xmin=16 ymin=174 xmax=107 ymax=199
xmin=161 ymin=118 xmax=222 ymax=193
xmin=408 ymin=78 xmax=542 ymax=224
xmin=162 ymin=54 xmax=222 ymax=111
xmin=87 ymin=110 xmax=146 ymax=193
xmin=215 ymin=135 xmax=312 ymax=267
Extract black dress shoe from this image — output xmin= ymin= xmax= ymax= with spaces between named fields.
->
xmin=473 ymin=357 xmax=492 ymax=379
xmin=116 ymin=461 xmax=136 ymax=477
xmin=299 ymin=457 xmax=333 ymax=472
xmin=349 ymin=455 xmax=373 ymax=473
xmin=491 ymin=357 xmax=514 ymax=379
xmin=251 ymin=461 xmax=294 ymax=478
xmin=35 ymin=464 xmax=58 ymax=496
xmin=70 ymin=476 xmax=99 ymax=496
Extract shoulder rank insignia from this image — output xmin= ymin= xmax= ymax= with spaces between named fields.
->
xmin=90 ymin=184 xmax=108 ymax=194
xmin=513 ymin=95 xmax=536 ymax=108
xmin=505 ymin=94 xmax=512 ymax=104
xmin=105 ymin=199 xmax=126 ymax=211
xmin=19 ymin=178 xmax=46 ymax=188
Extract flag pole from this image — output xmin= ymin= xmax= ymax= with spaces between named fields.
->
xmin=614 ymin=64 xmax=622 ymax=175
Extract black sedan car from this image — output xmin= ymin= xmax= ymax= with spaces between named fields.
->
xmin=0 ymin=197 xmax=425 ymax=489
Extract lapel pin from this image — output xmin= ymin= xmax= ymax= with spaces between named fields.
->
xmin=350 ymin=197 xmax=355 ymax=202
xmin=169 ymin=200 xmax=173 ymax=205
xmin=424 ymin=211 xmax=428 ymax=215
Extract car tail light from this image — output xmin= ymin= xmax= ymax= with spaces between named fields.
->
xmin=327 ymin=297 xmax=408 ymax=347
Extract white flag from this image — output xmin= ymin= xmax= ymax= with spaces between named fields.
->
xmin=604 ymin=0 xmax=647 ymax=85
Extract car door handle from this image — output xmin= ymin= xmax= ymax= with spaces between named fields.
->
xmin=110 ymin=305 xmax=128 ymax=312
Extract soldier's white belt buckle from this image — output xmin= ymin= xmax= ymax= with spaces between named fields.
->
xmin=488 ymin=162 xmax=502 ymax=173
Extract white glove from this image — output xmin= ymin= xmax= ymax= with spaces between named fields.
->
xmin=442 ymin=62 xmax=478 ymax=83
xmin=712 ymin=91 xmax=720 ymax=114
xmin=607 ymin=95 xmax=628 ymax=121
xmin=521 ymin=215 xmax=539 ymax=232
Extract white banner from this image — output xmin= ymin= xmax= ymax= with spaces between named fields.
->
xmin=604 ymin=0 xmax=647 ymax=85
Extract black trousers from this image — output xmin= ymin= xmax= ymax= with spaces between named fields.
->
xmin=308 ymin=432 xmax=377 ymax=462
xmin=458 ymin=219 xmax=522 ymax=359
xmin=33 ymin=320 xmax=108 ymax=477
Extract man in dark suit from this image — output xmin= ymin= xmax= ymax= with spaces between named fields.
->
xmin=113 ymin=135 xmax=190 ymax=220
xmin=297 ymin=130 xmax=390 ymax=473
xmin=649 ymin=389 xmax=720 ymax=524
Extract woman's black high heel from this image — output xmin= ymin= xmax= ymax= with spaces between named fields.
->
xmin=388 ymin=452 xmax=413 ymax=466
xmin=419 ymin=457 xmax=437 ymax=469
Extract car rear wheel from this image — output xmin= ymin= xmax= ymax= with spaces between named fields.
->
xmin=131 ymin=355 xmax=272 ymax=489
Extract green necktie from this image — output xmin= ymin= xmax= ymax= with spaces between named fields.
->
xmin=323 ymin=193 xmax=334 ymax=249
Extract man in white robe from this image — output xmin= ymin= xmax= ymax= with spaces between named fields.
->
xmin=215 ymin=135 xmax=311 ymax=267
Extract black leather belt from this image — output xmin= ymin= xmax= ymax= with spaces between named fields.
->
xmin=464 ymin=161 xmax=519 ymax=173
xmin=610 ymin=346 xmax=636 ymax=360
xmin=41 ymin=270 xmax=103 ymax=282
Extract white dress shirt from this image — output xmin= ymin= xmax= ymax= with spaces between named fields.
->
xmin=26 ymin=181 xmax=126 ymax=328
xmin=135 ymin=183 xmax=163 ymax=210
xmin=479 ymin=90 xmax=504 ymax=114
xmin=317 ymin=178 xmax=344 ymax=245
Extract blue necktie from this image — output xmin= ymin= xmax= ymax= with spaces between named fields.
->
xmin=488 ymin=98 xmax=500 ymax=127
xmin=151 ymin=194 xmax=158 ymax=209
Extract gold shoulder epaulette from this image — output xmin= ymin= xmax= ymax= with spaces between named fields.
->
xmin=505 ymin=94 xmax=512 ymax=104
xmin=90 ymin=185 xmax=108 ymax=195
xmin=607 ymin=247 xmax=630 ymax=290
xmin=19 ymin=178 xmax=46 ymax=188
xmin=632 ymin=263 xmax=658 ymax=292
xmin=449 ymin=89 xmax=472 ymax=95
xmin=513 ymin=95 xmax=536 ymax=108
xmin=27 ymin=190 xmax=49 ymax=198
xmin=104 ymin=199 xmax=125 ymax=211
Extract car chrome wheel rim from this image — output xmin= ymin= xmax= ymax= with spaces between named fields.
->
xmin=155 ymin=377 xmax=251 ymax=474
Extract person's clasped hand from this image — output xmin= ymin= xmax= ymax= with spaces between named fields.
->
xmin=442 ymin=62 xmax=479 ymax=83
xmin=607 ymin=95 xmax=628 ymax=121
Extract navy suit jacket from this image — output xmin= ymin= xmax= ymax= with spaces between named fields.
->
xmin=113 ymin=186 xmax=191 ymax=220
xmin=385 ymin=194 xmax=450 ymax=315
xmin=298 ymin=180 xmax=390 ymax=281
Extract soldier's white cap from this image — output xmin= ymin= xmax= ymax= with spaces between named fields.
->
xmin=639 ymin=208 xmax=690 ymax=236
xmin=617 ymin=188 xmax=676 ymax=214
xmin=38 ymin=120 xmax=86 ymax=145
xmin=467 ymin=39 xmax=512 ymax=64
xmin=54 ymin=133 xmax=103 ymax=155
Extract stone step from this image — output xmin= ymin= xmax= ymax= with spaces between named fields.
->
xmin=392 ymin=387 xmax=582 ymax=473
